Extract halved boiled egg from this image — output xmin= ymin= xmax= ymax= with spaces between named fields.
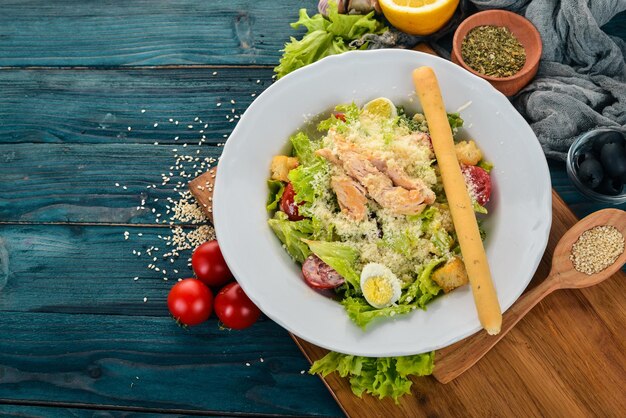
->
xmin=360 ymin=263 xmax=402 ymax=309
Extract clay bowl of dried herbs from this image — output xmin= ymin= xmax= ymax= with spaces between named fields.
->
xmin=451 ymin=9 xmax=542 ymax=97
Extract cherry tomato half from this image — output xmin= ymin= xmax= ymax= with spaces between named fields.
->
xmin=167 ymin=279 xmax=213 ymax=326
xmin=192 ymin=240 xmax=233 ymax=287
xmin=280 ymin=183 xmax=304 ymax=221
xmin=214 ymin=282 xmax=261 ymax=330
xmin=461 ymin=165 xmax=492 ymax=206
xmin=334 ymin=112 xmax=346 ymax=122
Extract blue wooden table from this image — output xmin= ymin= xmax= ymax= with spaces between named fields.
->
xmin=0 ymin=2 xmax=624 ymax=416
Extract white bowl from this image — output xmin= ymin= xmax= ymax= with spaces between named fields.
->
xmin=214 ymin=50 xmax=551 ymax=357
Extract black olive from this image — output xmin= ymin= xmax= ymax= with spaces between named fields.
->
xmin=596 ymin=176 xmax=624 ymax=196
xmin=600 ymin=142 xmax=626 ymax=178
xmin=592 ymin=131 xmax=625 ymax=154
xmin=577 ymin=158 xmax=604 ymax=188
xmin=576 ymin=151 xmax=599 ymax=170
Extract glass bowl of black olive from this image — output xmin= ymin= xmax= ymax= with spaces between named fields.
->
xmin=567 ymin=128 xmax=626 ymax=204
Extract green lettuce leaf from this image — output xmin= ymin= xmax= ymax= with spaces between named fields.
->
xmin=431 ymin=229 xmax=453 ymax=255
xmin=447 ymin=112 xmax=464 ymax=131
xmin=266 ymin=180 xmax=285 ymax=212
xmin=288 ymin=158 xmax=328 ymax=210
xmin=274 ymin=2 xmax=387 ymax=79
xmin=477 ymin=159 xmax=494 ymax=173
xmin=317 ymin=102 xmax=361 ymax=132
xmin=267 ymin=213 xmax=313 ymax=263
xmin=304 ymin=239 xmax=360 ymax=288
xmin=341 ymin=296 xmax=417 ymax=329
xmin=290 ymin=132 xmax=316 ymax=165
xmin=400 ymin=258 xmax=444 ymax=306
xmin=473 ymin=201 xmax=488 ymax=214
xmin=310 ymin=351 xmax=434 ymax=403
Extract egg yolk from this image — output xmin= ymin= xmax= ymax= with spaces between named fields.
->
xmin=362 ymin=276 xmax=394 ymax=305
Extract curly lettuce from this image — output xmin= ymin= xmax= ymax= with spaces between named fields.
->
xmin=304 ymin=239 xmax=360 ymax=288
xmin=274 ymin=2 xmax=387 ymax=79
xmin=310 ymin=351 xmax=434 ymax=403
xmin=266 ymin=180 xmax=285 ymax=212
xmin=267 ymin=213 xmax=313 ymax=263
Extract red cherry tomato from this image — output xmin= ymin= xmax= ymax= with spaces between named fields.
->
xmin=167 ymin=279 xmax=213 ymax=326
xmin=214 ymin=282 xmax=261 ymax=330
xmin=461 ymin=165 xmax=492 ymax=206
xmin=192 ymin=240 xmax=233 ymax=287
xmin=334 ymin=112 xmax=346 ymax=122
xmin=280 ymin=183 xmax=304 ymax=221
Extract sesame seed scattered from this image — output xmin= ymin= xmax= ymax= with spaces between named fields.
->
xmin=143 ymin=297 xmax=148 ymax=303
xmin=216 ymin=103 xmax=222 ymax=107
xmin=245 ymin=363 xmax=251 ymax=367
xmin=230 ymin=99 xmax=236 ymax=104
xmin=122 ymin=186 xmax=127 ymax=190
xmin=153 ymin=123 xmax=159 ymax=128
xmin=127 ymin=126 xmax=132 ymax=131
xmin=115 ymin=183 xmax=120 ymax=187
xmin=133 ymin=277 xmax=139 ymax=281
xmin=212 ymin=71 xmax=218 ymax=75
xmin=300 ymin=370 xmax=305 ymax=374
xmin=141 ymin=109 xmax=146 ymax=113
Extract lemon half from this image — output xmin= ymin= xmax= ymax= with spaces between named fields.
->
xmin=379 ymin=0 xmax=460 ymax=36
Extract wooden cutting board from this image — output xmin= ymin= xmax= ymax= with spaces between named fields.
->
xmin=190 ymin=169 xmax=625 ymax=417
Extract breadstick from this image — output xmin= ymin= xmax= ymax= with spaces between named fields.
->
xmin=412 ymin=66 xmax=502 ymax=335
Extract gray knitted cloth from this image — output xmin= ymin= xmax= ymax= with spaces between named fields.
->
xmin=474 ymin=0 xmax=626 ymax=160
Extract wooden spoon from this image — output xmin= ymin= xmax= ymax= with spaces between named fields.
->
xmin=433 ymin=208 xmax=626 ymax=384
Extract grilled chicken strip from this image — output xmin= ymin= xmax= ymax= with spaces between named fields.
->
xmin=330 ymin=175 xmax=368 ymax=221
xmin=317 ymin=140 xmax=428 ymax=215
xmin=370 ymin=158 xmax=436 ymax=204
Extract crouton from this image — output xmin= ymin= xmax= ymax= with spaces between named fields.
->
xmin=455 ymin=140 xmax=482 ymax=166
xmin=431 ymin=257 xmax=469 ymax=293
xmin=270 ymin=156 xmax=299 ymax=182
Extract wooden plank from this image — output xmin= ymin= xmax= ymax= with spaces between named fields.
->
xmin=0 ymin=404 xmax=200 ymax=417
xmin=293 ymin=190 xmax=626 ymax=417
xmin=0 ymin=0 xmax=309 ymax=67
xmin=0 ymin=223 xmax=206 ymax=315
xmin=189 ymin=168 xmax=217 ymax=220
xmin=0 ymin=3 xmax=622 ymax=68
xmin=0 ymin=68 xmax=272 ymax=145
xmin=0 ymin=143 xmax=221 ymax=223
xmin=0 ymin=312 xmax=342 ymax=417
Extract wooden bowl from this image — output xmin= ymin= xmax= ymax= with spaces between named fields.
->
xmin=451 ymin=10 xmax=542 ymax=97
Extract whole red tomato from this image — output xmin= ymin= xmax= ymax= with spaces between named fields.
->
xmin=167 ymin=279 xmax=213 ymax=326
xmin=214 ymin=282 xmax=261 ymax=330
xmin=461 ymin=165 xmax=492 ymax=206
xmin=192 ymin=240 xmax=233 ymax=287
